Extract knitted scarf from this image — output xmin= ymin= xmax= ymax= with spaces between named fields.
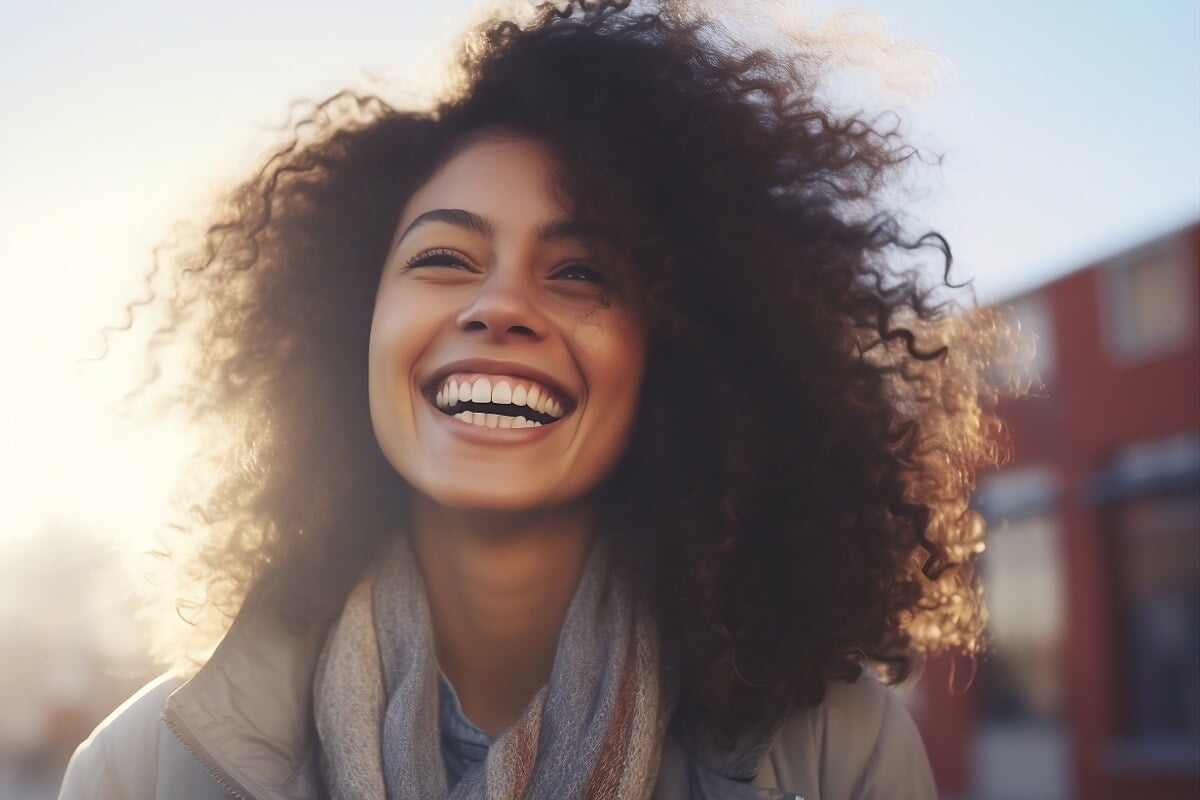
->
xmin=312 ymin=535 xmax=671 ymax=800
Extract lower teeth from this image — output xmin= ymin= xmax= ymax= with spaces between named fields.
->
xmin=453 ymin=411 xmax=542 ymax=428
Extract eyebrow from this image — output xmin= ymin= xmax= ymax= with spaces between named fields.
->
xmin=394 ymin=208 xmax=619 ymax=251
xmin=395 ymin=208 xmax=494 ymax=244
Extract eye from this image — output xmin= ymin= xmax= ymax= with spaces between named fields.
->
xmin=404 ymin=248 xmax=475 ymax=270
xmin=552 ymin=261 xmax=606 ymax=283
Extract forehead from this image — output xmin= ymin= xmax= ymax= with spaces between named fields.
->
xmin=397 ymin=133 xmax=568 ymax=231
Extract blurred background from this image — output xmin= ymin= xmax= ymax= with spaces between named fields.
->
xmin=1 ymin=0 xmax=1197 ymax=797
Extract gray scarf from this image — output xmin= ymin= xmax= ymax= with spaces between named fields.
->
xmin=312 ymin=536 xmax=671 ymax=799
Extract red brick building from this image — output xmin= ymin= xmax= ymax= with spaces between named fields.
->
xmin=917 ymin=221 xmax=1200 ymax=799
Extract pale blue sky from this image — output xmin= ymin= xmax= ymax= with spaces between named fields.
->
xmin=0 ymin=0 xmax=1197 ymax=543
xmin=801 ymin=0 xmax=1200 ymax=298
xmin=3 ymin=0 xmax=1197 ymax=298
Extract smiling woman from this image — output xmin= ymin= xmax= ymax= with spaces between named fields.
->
xmin=58 ymin=1 xmax=1019 ymax=798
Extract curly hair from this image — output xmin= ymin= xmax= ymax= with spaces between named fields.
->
xmin=130 ymin=0 xmax=1022 ymax=745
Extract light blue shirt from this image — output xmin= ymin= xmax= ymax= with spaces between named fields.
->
xmin=437 ymin=671 xmax=493 ymax=787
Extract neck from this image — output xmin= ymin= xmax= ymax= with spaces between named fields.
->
xmin=409 ymin=495 xmax=598 ymax=737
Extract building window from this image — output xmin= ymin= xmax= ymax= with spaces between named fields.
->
xmin=1007 ymin=294 xmax=1055 ymax=386
xmin=1102 ymin=236 xmax=1195 ymax=361
xmin=972 ymin=467 xmax=1072 ymax=799
xmin=979 ymin=512 xmax=1067 ymax=723
xmin=1112 ymin=488 xmax=1200 ymax=743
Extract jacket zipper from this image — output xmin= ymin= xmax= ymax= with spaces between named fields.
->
xmin=162 ymin=707 xmax=258 ymax=800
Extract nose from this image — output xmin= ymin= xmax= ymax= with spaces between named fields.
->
xmin=455 ymin=268 xmax=546 ymax=340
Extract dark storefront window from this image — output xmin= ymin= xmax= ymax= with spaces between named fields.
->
xmin=1113 ymin=489 xmax=1200 ymax=744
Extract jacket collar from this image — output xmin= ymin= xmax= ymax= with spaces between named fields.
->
xmin=163 ymin=599 xmax=328 ymax=800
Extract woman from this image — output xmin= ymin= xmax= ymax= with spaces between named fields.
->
xmin=60 ymin=1 xmax=1016 ymax=798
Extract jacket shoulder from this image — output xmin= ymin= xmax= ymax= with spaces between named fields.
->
xmin=58 ymin=674 xmax=227 ymax=800
xmin=761 ymin=677 xmax=937 ymax=799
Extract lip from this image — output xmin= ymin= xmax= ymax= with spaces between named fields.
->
xmin=421 ymin=357 xmax=578 ymax=411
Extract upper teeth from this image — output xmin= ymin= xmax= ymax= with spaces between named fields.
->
xmin=434 ymin=375 xmax=566 ymax=419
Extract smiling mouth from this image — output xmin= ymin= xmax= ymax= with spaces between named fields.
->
xmin=429 ymin=373 xmax=570 ymax=429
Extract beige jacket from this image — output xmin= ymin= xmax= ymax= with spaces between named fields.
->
xmin=59 ymin=600 xmax=937 ymax=800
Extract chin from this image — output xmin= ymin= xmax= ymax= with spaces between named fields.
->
xmin=416 ymin=480 xmax=574 ymax=515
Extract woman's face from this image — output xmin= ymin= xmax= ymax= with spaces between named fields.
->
xmin=368 ymin=133 xmax=647 ymax=512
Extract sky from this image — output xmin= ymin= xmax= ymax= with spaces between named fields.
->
xmin=1 ymin=0 xmax=1198 ymax=550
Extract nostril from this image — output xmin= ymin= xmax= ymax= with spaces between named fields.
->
xmin=508 ymin=324 xmax=536 ymax=336
xmin=464 ymin=320 xmax=488 ymax=331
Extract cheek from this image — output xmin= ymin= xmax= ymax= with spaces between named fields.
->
xmin=609 ymin=312 xmax=648 ymax=385
xmin=587 ymin=315 xmax=648 ymax=428
xmin=368 ymin=293 xmax=426 ymax=429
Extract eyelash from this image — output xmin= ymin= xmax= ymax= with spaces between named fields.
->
xmin=552 ymin=261 xmax=607 ymax=284
xmin=403 ymin=250 xmax=607 ymax=285
xmin=404 ymin=248 xmax=473 ymax=270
